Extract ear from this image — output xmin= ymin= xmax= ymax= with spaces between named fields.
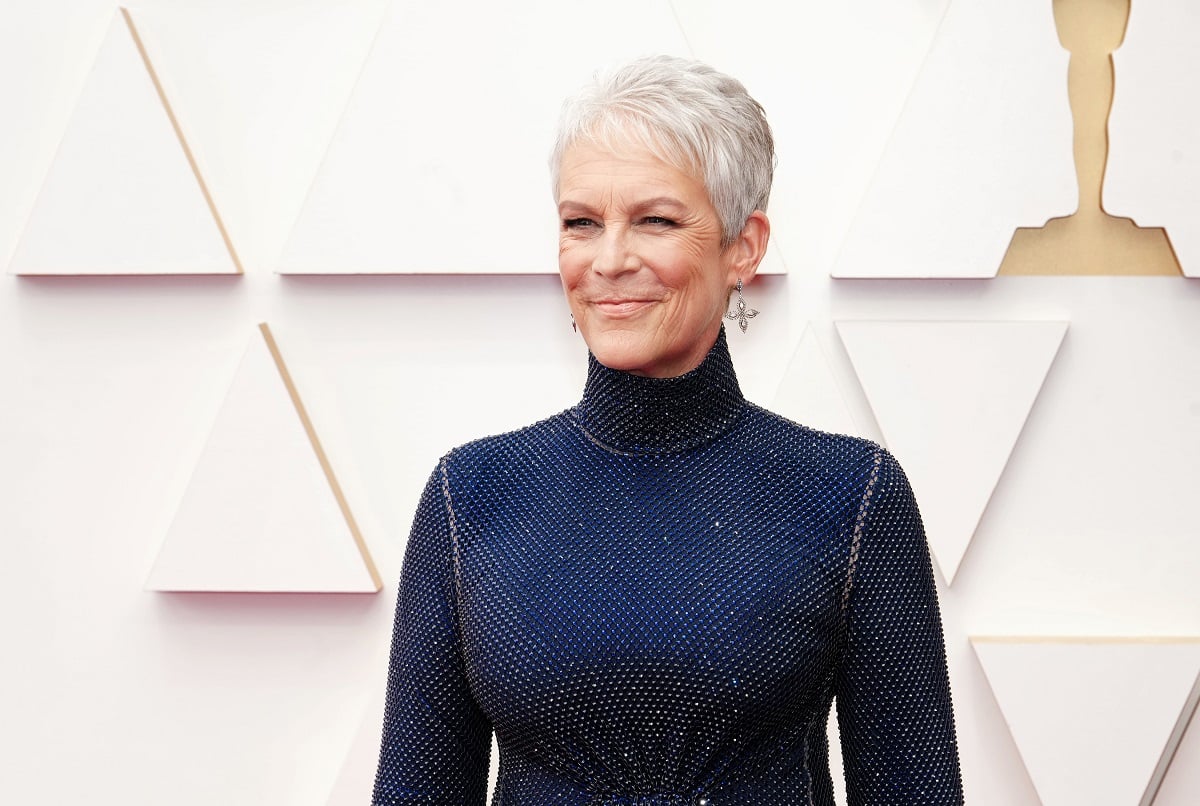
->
xmin=725 ymin=210 xmax=770 ymax=286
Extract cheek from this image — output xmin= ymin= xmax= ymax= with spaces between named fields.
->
xmin=646 ymin=235 xmax=712 ymax=274
xmin=557 ymin=243 xmax=586 ymax=288
xmin=651 ymin=247 xmax=726 ymax=300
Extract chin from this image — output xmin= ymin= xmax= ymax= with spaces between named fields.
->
xmin=585 ymin=331 xmax=701 ymax=378
xmin=580 ymin=326 xmax=648 ymax=367
xmin=587 ymin=336 xmax=650 ymax=373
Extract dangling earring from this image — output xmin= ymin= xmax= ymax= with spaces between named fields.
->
xmin=570 ymin=313 xmax=577 ymax=333
xmin=725 ymin=278 xmax=758 ymax=333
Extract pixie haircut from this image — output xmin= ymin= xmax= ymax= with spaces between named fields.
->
xmin=550 ymin=54 xmax=775 ymax=247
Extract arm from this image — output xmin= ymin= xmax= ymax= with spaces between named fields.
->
xmin=835 ymin=449 xmax=963 ymax=804
xmin=371 ymin=460 xmax=492 ymax=805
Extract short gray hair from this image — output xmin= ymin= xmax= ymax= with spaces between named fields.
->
xmin=550 ymin=55 xmax=775 ymax=246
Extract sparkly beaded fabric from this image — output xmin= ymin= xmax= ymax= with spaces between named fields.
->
xmin=372 ymin=330 xmax=963 ymax=805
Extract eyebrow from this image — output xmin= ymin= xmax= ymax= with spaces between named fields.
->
xmin=556 ymin=200 xmax=593 ymax=215
xmin=557 ymin=196 xmax=688 ymax=214
xmin=633 ymin=196 xmax=688 ymax=213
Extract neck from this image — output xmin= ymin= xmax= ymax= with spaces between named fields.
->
xmin=574 ymin=329 xmax=746 ymax=455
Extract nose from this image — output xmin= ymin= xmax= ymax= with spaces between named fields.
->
xmin=592 ymin=225 xmax=638 ymax=278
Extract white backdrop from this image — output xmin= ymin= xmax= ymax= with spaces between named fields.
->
xmin=2 ymin=1 xmax=1199 ymax=804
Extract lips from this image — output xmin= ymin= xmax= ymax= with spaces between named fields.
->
xmin=593 ymin=299 xmax=657 ymax=316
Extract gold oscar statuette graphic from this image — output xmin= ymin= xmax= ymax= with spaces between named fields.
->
xmin=999 ymin=0 xmax=1181 ymax=276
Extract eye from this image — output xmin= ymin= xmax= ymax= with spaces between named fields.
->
xmin=562 ymin=217 xmax=597 ymax=231
xmin=640 ymin=215 xmax=677 ymax=227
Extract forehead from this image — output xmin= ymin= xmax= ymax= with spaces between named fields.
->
xmin=574 ymin=118 xmax=700 ymax=174
xmin=557 ymin=141 xmax=706 ymax=204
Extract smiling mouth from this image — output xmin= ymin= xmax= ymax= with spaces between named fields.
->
xmin=593 ymin=300 xmax=656 ymax=317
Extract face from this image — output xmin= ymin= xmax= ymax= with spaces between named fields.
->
xmin=556 ymin=142 xmax=767 ymax=378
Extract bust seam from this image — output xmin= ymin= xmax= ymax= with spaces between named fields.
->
xmin=438 ymin=454 xmax=472 ymax=664
xmin=841 ymin=448 xmax=883 ymax=620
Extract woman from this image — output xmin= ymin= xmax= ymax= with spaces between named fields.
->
xmin=372 ymin=56 xmax=962 ymax=805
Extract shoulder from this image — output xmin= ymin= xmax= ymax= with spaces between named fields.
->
xmin=726 ymin=403 xmax=908 ymax=531
xmin=741 ymin=402 xmax=888 ymax=480
xmin=436 ymin=408 xmax=578 ymax=481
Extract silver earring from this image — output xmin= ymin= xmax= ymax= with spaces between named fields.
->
xmin=725 ymin=278 xmax=758 ymax=333
xmin=570 ymin=313 xmax=577 ymax=333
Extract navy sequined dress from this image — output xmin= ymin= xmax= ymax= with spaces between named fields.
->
xmin=372 ymin=330 xmax=963 ymax=805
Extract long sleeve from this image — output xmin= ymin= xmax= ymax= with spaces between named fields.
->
xmin=371 ymin=461 xmax=493 ymax=805
xmin=835 ymin=449 xmax=963 ymax=804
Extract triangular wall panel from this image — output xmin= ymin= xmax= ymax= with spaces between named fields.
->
xmin=972 ymin=638 xmax=1200 ymax=806
xmin=1105 ymin=1 xmax=1200 ymax=277
xmin=1154 ymin=679 xmax=1200 ymax=805
xmin=672 ymin=0 xmax=948 ymax=279
xmin=771 ymin=324 xmax=863 ymax=438
xmin=277 ymin=0 xmax=695 ymax=274
xmin=836 ymin=320 xmax=1067 ymax=582
xmin=9 ymin=8 xmax=238 ymax=275
xmin=832 ymin=0 xmax=1075 ymax=277
xmin=130 ymin=2 xmax=386 ymax=272
xmin=147 ymin=324 xmax=380 ymax=592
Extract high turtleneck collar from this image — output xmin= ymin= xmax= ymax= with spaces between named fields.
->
xmin=573 ymin=328 xmax=746 ymax=455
